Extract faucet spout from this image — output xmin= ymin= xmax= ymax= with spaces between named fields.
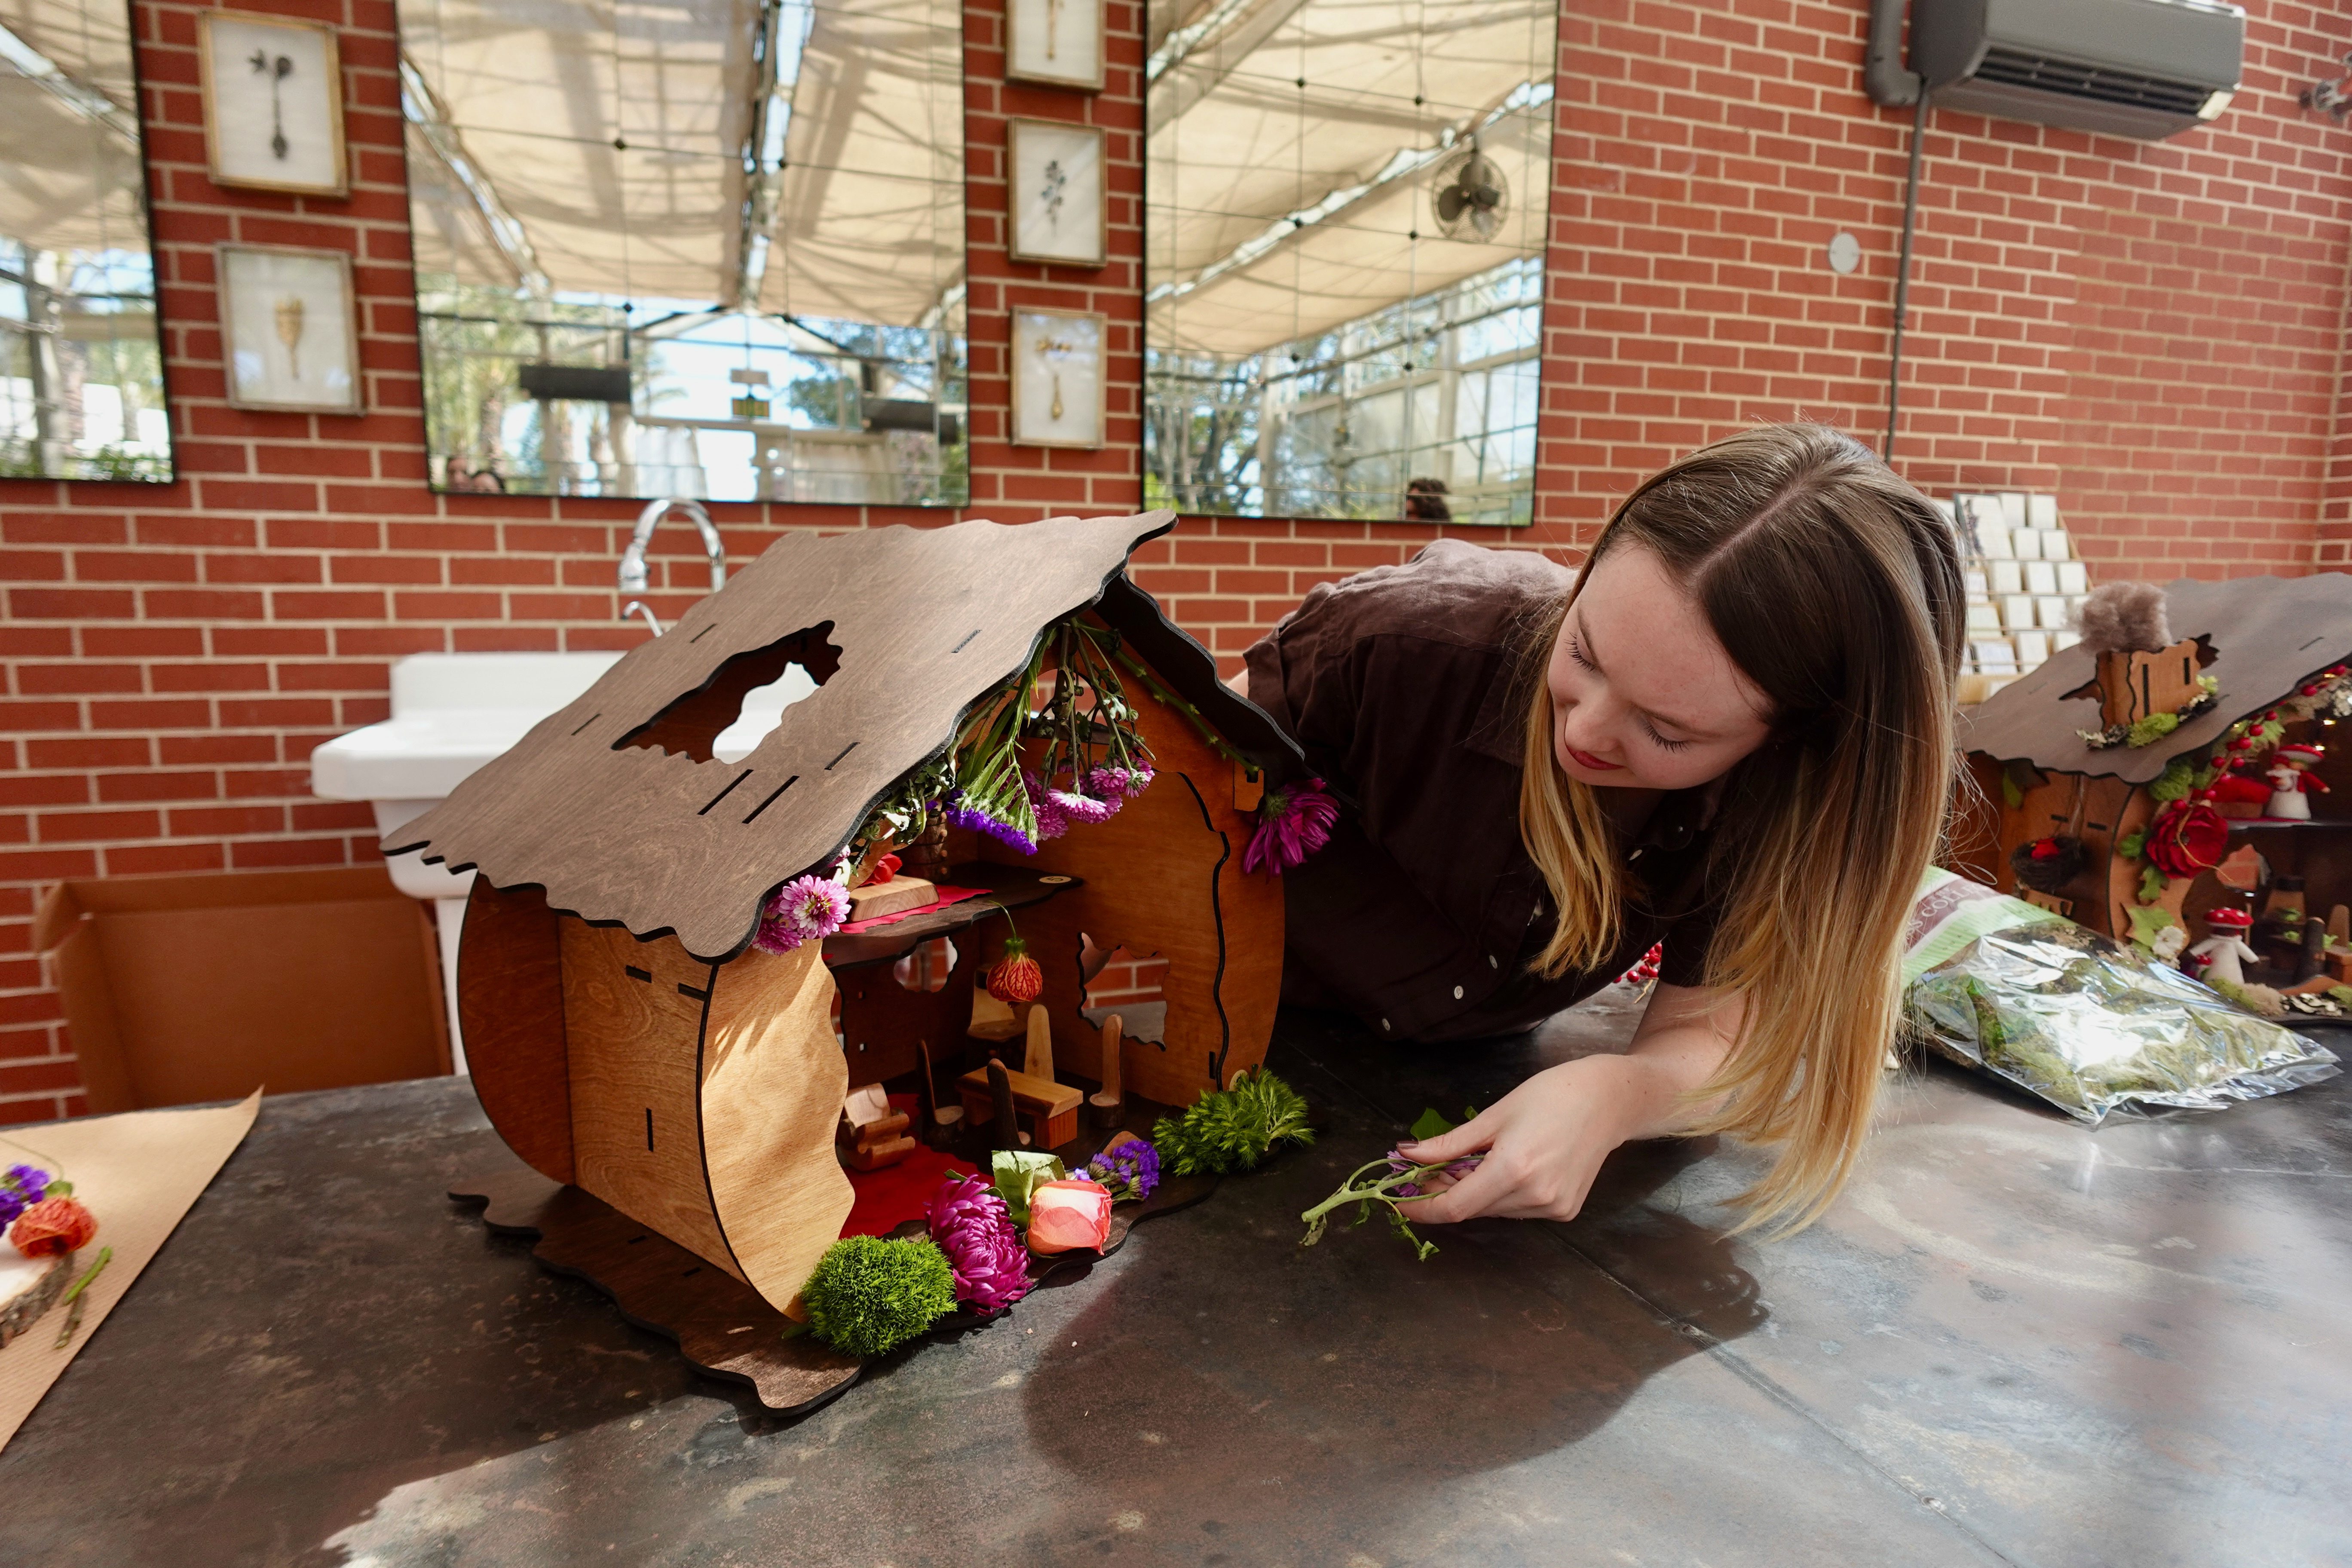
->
xmin=617 ymin=498 xmax=726 ymax=607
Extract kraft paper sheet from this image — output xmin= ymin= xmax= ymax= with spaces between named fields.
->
xmin=0 ymin=1090 xmax=261 ymax=1452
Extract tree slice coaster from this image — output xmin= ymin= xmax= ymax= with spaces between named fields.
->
xmin=0 ymin=1250 xmax=74 ymax=1350
xmin=449 ymin=1167 xmax=860 ymax=1415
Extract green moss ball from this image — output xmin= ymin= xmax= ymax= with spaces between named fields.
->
xmin=802 ymin=1234 xmax=957 ymax=1360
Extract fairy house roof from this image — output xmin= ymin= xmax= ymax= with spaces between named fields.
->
xmin=386 ymin=511 xmax=1304 ymax=960
xmin=1961 ymin=573 xmax=2352 ymax=783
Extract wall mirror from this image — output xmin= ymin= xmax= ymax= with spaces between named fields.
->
xmin=1144 ymin=0 xmax=1555 ymax=525
xmin=401 ymin=0 xmax=967 ymax=504
xmin=0 ymin=0 xmax=173 ymax=481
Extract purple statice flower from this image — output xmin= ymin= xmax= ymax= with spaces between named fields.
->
xmin=753 ymin=873 xmax=851 ymax=954
xmin=925 ymin=1173 xmax=1033 ymax=1315
xmin=0 ymin=1164 xmax=50 ymax=1227
xmin=1078 ymin=1139 xmax=1161 ymax=1204
xmin=1089 ymin=764 xmax=1155 ymax=800
xmin=1241 ymin=777 xmax=1339 ymax=876
xmin=1021 ymin=772 xmax=1070 ymax=842
xmin=944 ymin=795 xmax=1038 ymax=856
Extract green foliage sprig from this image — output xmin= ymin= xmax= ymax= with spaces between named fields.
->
xmin=802 ymin=1234 xmax=957 ymax=1359
xmin=1150 ymin=1068 xmax=1314 ymax=1176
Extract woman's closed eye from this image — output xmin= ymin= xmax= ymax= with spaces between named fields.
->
xmin=1570 ymin=633 xmax=1694 ymax=751
xmin=1640 ymin=719 xmax=1692 ymax=753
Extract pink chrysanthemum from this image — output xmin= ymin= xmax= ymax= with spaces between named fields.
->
xmin=1087 ymin=764 xmax=1155 ymax=801
xmin=1022 ymin=771 xmax=1069 ymax=841
xmin=1049 ymin=787 xmax=1117 ymax=827
xmin=925 ymin=1174 xmax=1033 ymax=1314
xmin=1242 ymin=777 xmax=1339 ymax=876
xmin=754 ymin=873 xmax=850 ymax=954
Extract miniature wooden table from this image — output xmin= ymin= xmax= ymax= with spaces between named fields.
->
xmin=1 ymin=996 xmax=2345 ymax=1566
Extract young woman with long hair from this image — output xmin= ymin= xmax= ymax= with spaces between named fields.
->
xmin=1241 ymin=423 xmax=1965 ymax=1232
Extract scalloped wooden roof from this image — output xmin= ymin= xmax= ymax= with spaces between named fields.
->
xmin=1960 ymin=574 xmax=2352 ymax=782
xmin=383 ymin=511 xmax=1290 ymax=960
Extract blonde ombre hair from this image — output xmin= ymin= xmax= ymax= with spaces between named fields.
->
xmin=1519 ymin=425 xmax=1963 ymax=1232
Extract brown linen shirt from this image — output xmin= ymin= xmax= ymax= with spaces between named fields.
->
xmin=1243 ymin=540 xmax=1723 ymax=1042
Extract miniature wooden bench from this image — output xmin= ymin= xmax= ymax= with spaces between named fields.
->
xmin=956 ymin=1065 xmax=1082 ymax=1152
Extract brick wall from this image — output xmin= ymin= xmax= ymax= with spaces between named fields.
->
xmin=5 ymin=0 xmax=2352 ymax=1120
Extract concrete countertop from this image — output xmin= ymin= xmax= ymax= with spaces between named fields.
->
xmin=0 ymin=993 xmax=2342 ymax=1566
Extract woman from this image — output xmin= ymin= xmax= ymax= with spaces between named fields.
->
xmin=1243 ymin=424 xmax=1964 ymax=1232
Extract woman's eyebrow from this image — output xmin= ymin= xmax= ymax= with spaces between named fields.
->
xmin=1576 ymin=615 xmax=1718 ymax=738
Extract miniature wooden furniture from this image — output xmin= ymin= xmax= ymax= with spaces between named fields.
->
xmin=960 ymin=1063 xmax=1082 ymax=1151
xmin=845 ymin=875 xmax=938 ymax=922
xmin=390 ymin=512 xmax=1309 ymax=1320
xmin=838 ymin=1084 xmax=915 ymax=1171
xmin=2094 ymin=636 xmax=2205 ymax=729
xmin=1090 ymin=1014 xmax=1124 ymax=1127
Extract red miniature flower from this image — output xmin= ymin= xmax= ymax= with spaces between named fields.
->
xmin=987 ymin=936 xmax=1044 ymax=1004
xmin=2146 ymin=800 xmax=2228 ymax=878
xmin=10 ymin=1195 xmax=95 ymax=1258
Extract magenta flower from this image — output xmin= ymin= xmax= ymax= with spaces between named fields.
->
xmin=1242 ymin=777 xmax=1339 ymax=876
xmin=754 ymin=873 xmax=851 ymax=954
xmin=1087 ymin=764 xmax=1155 ymax=801
xmin=1049 ymin=786 xmax=1118 ymax=827
xmin=925 ymin=1173 xmax=1033 ymax=1314
xmin=1020 ymin=771 xmax=1070 ymax=842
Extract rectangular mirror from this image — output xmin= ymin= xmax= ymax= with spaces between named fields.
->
xmin=1144 ymin=1 xmax=1556 ymax=525
xmin=401 ymin=0 xmax=967 ymax=504
xmin=0 ymin=0 xmax=173 ymax=481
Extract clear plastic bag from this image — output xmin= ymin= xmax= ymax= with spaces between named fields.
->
xmin=1902 ymin=870 xmax=2340 ymax=1125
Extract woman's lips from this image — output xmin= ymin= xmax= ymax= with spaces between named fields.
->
xmin=1565 ymin=747 xmax=1623 ymax=772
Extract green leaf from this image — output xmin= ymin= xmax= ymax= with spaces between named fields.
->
xmin=2126 ymin=903 xmax=2181 ymax=949
xmin=2139 ymin=865 xmax=2169 ymax=904
xmin=1407 ymin=1107 xmax=1456 ymax=1143
xmin=989 ymin=1148 xmax=1065 ymax=1226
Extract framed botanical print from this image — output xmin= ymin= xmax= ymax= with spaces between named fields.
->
xmin=1008 ymin=119 xmax=1106 ymax=268
xmin=1010 ymin=306 xmax=1105 ymax=447
xmin=1007 ymin=0 xmax=1104 ymax=92
xmin=199 ymin=12 xmax=349 ymax=197
xmin=217 ymin=244 xmax=362 ymax=413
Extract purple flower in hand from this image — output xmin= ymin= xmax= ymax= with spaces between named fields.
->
xmin=925 ymin=1174 xmax=1033 ymax=1315
xmin=1242 ymin=778 xmax=1339 ymax=876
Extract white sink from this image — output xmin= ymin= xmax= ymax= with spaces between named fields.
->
xmin=308 ymin=650 xmax=821 ymax=1070
xmin=311 ymin=652 xmax=625 ymax=1068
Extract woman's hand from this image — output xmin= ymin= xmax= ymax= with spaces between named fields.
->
xmin=1394 ymin=983 xmax=1743 ymax=1225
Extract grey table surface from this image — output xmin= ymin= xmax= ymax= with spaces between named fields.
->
xmin=0 ymin=990 xmax=2345 ymax=1568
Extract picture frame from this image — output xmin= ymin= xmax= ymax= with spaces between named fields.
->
xmin=217 ymin=244 xmax=362 ymax=413
xmin=1009 ymin=306 xmax=1106 ymax=448
xmin=1006 ymin=0 xmax=1105 ymax=92
xmin=199 ymin=12 xmax=349 ymax=198
xmin=1008 ymin=119 xmax=1107 ymax=268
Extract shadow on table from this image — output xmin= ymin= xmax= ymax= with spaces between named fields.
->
xmin=1013 ymin=1097 xmax=1766 ymax=1549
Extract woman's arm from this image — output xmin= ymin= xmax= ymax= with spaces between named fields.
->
xmin=1392 ymin=982 xmax=1743 ymax=1224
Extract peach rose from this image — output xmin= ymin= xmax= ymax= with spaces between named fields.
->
xmin=1025 ymin=1179 xmax=1112 ymax=1255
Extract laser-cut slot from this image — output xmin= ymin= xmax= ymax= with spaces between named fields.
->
xmin=688 ymin=623 xmax=718 ymax=643
xmin=825 ymin=741 xmax=858 ymax=770
xmin=625 ymin=965 xmax=652 ymax=983
xmin=679 ymin=982 xmax=710 ymax=1001
xmin=644 ymin=1108 xmax=653 ymax=1150
xmin=742 ymin=775 xmax=797 ymax=823
xmin=951 ymin=628 xmax=980 ymax=653
xmin=699 ymin=769 xmax=753 ymax=815
xmin=570 ymin=712 xmax=601 ymax=736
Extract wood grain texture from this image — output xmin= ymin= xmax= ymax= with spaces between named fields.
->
xmin=700 ymin=940 xmax=855 ymax=1315
xmin=452 ymin=1166 xmax=862 ymax=1416
xmin=1963 ymin=574 xmax=2352 ymax=783
xmin=836 ymin=962 xmax=970 ymax=1090
xmin=981 ymin=653 xmax=1284 ymax=1109
xmin=457 ymin=879 xmax=574 ymax=1184
xmin=559 ymin=919 xmax=743 ymax=1280
xmin=386 ymin=514 xmax=1176 ymax=960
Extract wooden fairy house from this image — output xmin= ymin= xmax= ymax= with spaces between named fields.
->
xmin=1955 ymin=574 xmax=2352 ymax=993
xmin=388 ymin=512 xmax=1306 ymax=1315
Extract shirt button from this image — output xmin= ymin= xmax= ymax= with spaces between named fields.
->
xmin=1452 ymin=985 xmax=1464 ymax=999
xmin=1487 ymin=955 xmax=1498 ymax=968
xmin=1379 ymin=1018 xmax=1390 ymax=1032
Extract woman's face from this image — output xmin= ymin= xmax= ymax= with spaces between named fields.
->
xmin=1546 ymin=543 xmax=1776 ymax=790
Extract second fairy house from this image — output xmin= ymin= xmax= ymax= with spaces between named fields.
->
xmin=388 ymin=512 xmax=1307 ymax=1315
xmin=1955 ymin=573 xmax=2352 ymax=1004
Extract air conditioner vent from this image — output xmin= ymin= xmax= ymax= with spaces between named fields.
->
xmin=1973 ymin=47 xmax=2212 ymax=117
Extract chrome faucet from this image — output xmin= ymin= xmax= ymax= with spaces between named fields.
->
xmin=618 ymin=498 xmax=726 ymax=636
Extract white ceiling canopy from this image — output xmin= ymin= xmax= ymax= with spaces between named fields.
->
xmin=400 ymin=0 xmax=962 ymax=328
xmin=1146 ymin=0 xmax=1556 ymax=357
xmin=0 ymin=0 xmax=147 ymax=257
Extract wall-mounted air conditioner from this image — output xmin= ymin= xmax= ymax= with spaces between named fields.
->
xmin=1910 ymin=0 xmax=2244 ymax=139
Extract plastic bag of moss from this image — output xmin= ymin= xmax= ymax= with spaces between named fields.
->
xmin=1902 ymin=869 xmax=2340 ymax=1125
